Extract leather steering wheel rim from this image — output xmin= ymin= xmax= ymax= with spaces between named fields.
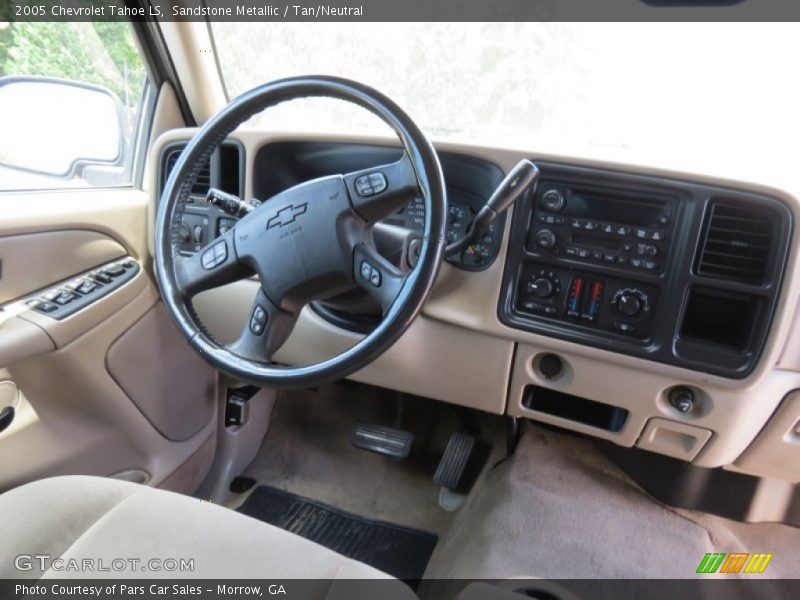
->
xmin=155 ymin=76 xmax=447 ymax=389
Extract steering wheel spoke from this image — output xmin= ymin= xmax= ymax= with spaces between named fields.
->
xmin=353 ymin=243 xmax=409 ymax=314
xmin=344 ymin=154 xmax=419 ymax=223
xmin=174 ymin=228 xmax=250 ymax=298
xmin=226 ymin=287 xmax=298 ymax=364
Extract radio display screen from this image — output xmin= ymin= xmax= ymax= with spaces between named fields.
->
xmin=567 ymin=190 xmax=668 ymax=228
xmin=570 ymin=232 xmax=621 ymax=251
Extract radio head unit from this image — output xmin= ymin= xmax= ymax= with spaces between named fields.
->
xmin=528 ymin=183 xmax=675 ymax=275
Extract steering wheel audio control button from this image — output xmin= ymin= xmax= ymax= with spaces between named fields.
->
xmin=250 ymin=304 xmax=268 ymax=336
xmin=202 ymin=241 xmax=228 ymax=270
xmin=370 ymin=269 xmax=382 ymax=287
xmin=354 ymin=172 xmax=387 ymax=197
xmin=359 ymin=260 xmax=382 ymax=287
xmin=368 ymin=172 xmax=387 ymax=194
xmin=360 ymin=261 xmax=372 ymax=280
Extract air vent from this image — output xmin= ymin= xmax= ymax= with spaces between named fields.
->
xmin=696 ymin=200 xmax=775 ymax=284
xmin=163 ymin=146 xmax=211 ymax=198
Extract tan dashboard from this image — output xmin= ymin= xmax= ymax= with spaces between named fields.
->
xmin=146 ymin=127 xmax=800 ymax=482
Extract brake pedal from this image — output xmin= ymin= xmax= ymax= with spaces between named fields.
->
xmin=351 ymin=422 xmax=413 ymax=460
xmin=434 ymin=432 xmax=476 ymax=490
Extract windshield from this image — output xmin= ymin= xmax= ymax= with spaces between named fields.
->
xmin=210 ymin=23 xmax=799 ymax=176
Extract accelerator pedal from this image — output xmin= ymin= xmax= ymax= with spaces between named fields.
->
xmin=434 ymin=432 xmax=476 ymax=490
xmin=351 ymin=422 xmax=414 ymax=460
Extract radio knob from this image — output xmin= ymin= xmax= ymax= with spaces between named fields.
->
xmin=535 ymin=229 xmax=557 ymax=249
xmin=617 ymin=293 xmax=642 ymax=317
xmin=541 ymin=189 xmax=566 ymax=212
xmin=529 ymin=276 xmax=555 ymax=299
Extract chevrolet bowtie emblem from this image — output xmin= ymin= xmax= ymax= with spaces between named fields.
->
xmin=266 ymin=203 xmax=308 ymax=229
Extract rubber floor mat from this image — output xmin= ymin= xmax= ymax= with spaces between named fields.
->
xmin=237 ymin=485 xmax=438 ymax=581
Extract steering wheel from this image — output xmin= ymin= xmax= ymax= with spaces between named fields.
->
xmin=155 ymin=76 xmax=447 ymax=388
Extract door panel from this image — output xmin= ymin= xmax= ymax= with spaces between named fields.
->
xmin=0 ymin=230 xmax=125 ymax=304
xmin=0 ymin=188 xmax=217 ymax=493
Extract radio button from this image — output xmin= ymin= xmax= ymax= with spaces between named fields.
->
xmin=570 ymin=218 xmax=582 ymax=229
xmin=577 ymin=248 xmax=590 ymax=258
xmin=635 ymin=228 xmax=648 ymax=239
xmin=601 ymin=223 xmax=614 ymax=234
xmin=650 ymin=231 xmax=666 ymax=241
xmin=616 ymin=226 xmax=630 ymax=236
xmin=584 ymin=221 xmax=598 ymax=231
xmin=535 ymin=229 xmax=557 ymax=249
xmin=564 ymin=246 xmax=578 ymax=257
xmin=630 ymin=258 xmax=643 ymax=268
xmin=602 ymin=254 xmax=616 ymax=263
xmin=644 ymin=260 xmax=658 ymax=271
xmin=541 ymin=189 xmax=566 ymax=212
xmin=591 ymin=250 xmax=604 ymax=261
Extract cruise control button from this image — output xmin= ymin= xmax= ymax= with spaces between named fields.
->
xmin=201 ymin=249 xmax=216 ymax=269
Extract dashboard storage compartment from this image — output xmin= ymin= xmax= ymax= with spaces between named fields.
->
xmin=522 ymin=385 xmax=628 ymax=433
xmin=680 ymin=287 xmax=761 ymax=352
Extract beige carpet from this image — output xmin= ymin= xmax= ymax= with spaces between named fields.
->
xmin=425 ymin=423 xmax=800 ymax=580
xmin=232 ymin=384 xmax=800 ymax=586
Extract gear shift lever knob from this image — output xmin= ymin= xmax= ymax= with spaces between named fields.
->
xmin=446 ymin=159 xmax=540 ymax=256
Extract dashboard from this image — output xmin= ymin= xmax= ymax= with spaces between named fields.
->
xmin=160 ymin=140 xmax=792 ymax=379
xmin=152 ymin=129 xmax=800 ymax=475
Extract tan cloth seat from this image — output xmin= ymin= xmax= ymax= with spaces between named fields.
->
xmin=0 ymin=476 xmax=416 ymax=598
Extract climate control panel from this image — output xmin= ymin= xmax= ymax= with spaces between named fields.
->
xmin=514 ymin=262 xmax=659 ymax=339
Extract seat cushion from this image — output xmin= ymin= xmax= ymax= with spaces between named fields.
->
xmin=0 ymin=476 xmax=416 ymax=598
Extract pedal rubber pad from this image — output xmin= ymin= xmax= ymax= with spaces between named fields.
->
xmin=434 ymin=432 xmax=476 ymax=489
xmin=351 ymin=422 xmax=414 ymax=460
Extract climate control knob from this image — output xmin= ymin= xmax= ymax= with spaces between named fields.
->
xmin=529 ymin=277 xmax=555 ymax=299
xmin=617 ymin=293 xmax=643 ymax=317
xmin=535 ymin=229 xmax=557 ymax=249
